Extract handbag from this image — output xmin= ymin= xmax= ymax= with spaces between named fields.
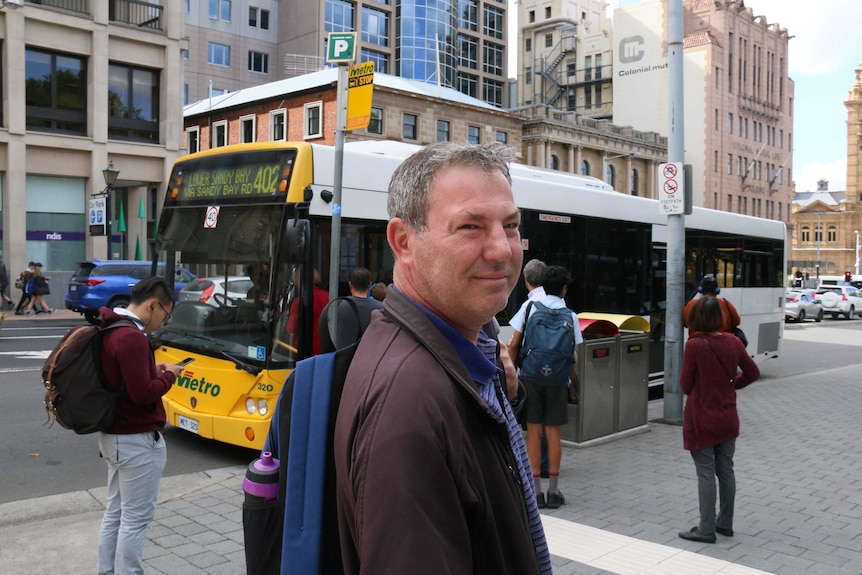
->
xmin=731 ymin=326 xmax=748 ymax=348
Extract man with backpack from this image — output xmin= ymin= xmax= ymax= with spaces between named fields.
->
xmin=509 ymin=265 xmax=583 ymax=509
xmin=334 ymin=142 xmax=552 ymax=575
xmin=95 ymin=277 xmax=183 ymax=575
xmin=318 ymin=266 xmax=383 ymax=352
xmin=14 ymin=261 xmax=35 ymax=315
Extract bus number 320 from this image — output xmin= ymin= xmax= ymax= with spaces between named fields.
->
xmin=257 ymin=383 xmax=274 ymax=392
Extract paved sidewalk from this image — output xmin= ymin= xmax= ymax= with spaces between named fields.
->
xmin=2 ymin=328 xmax=862 ymax=574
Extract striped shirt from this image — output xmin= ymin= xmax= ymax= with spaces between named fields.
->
xmin=413 ymin=296 xmax=552 ymax=574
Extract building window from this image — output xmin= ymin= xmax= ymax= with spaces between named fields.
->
xmin=402 ymin=113 xmax=417 ymax=140
xmin=362 ymin=7 xmax=389 ymax=46
xmin=467 ymin=125 xmax=480 ymax=144
xmin=814 ymin=225 xmax=822 ymax=243
xmin=270 ymin=109 xmax=286 ymax=141
xmin=304 ymin=101 xmax=323 ymax=139
xmin=248 ymin=51 xmax=269 ymax=73
xmin=213 ymin=120 xmax=227 ymax=147
xmin=727 ymin=153 xmax=733 ymax=174
xmin=545 ymin=33 xmax=553 ymax=48
xmin=606 ymin=164 xmax=616 ymax=188
xmin=631 ymin=169 xmax=639 ymax=195
xmin=240 ymin=114 xmax=256 ymax=143
xmin=108 ymin=63 xmax=159 ymax=143
xmin=187 ymin=126 xmax=200 ymax=154
xmin=528 ymin=10 xmax=535 ymax=23
xmin=325 ymin=0 xmax=355 ymax=32
xmin=727 ymin=113 xmax=733 ymax=134
xmin=361 ymin=48 xmax=389 ymax=74
xmin=496 ymin=131 xmax=507 ymax=144
xmin=525 ymin=66 xmax=532 ymax=85
xmin=483 ymin=42 xmax=503 ymax=76
xmin=550 ymin=154 xmax=560 ymax=170
xmin=25 ymin=48 xmax=87 ymax=135
xmin=249 ymin=7 xmax=270 ymax=29
xmin=567 ymin=62 xmax=576 ymax=77
xmin=459 ymin=35 xmax=478 ymax=69
xmin=585 ymin=85 xmax=592 ymax=109
xmin=458 ymin=0 xmax=478 ymax=31
xmin=581 ymin=160 xmax=590 ymax=176
xmin=209 ymin=0 xmax=231 ymax=21
xmin=183 ymin=83 xmax=189 ymax=106
xmin=545 ymin=6 xmax=551 ymax=18
xmin=437 ymin=120 xmax=450 ymax=142
xmin=208 ymin=42 xmax=231 ymax=66
xmin=483 ymin=79 xmax=503 ymax=107
xmin=595 ymin=54 xmax=602 ymax=79
xmin=458 ymin=73 xmax=478 ymax=98
xmin=368 ymin=107 xmax=383 ymax=135
xmin=595 ymin=84 xmax=602 ymax=107
xmin=183 ymin=50 xmax=189 ymax=60
xmin=525 ymin=37 xmax=531 ymax=52
xmin=483 ymin=5 xmax=504 ymax=39
xmin=801 ymin=227 xmax=810 ymax=242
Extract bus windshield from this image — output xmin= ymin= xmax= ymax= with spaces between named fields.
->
xmin=153 ymin=149 xmax=307 ymax=369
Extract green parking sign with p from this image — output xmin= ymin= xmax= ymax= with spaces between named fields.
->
xmin=327 ymin=32 xmax=357 ymax=64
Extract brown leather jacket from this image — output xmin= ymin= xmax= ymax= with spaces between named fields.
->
xmin=334 ymin=287 xmax=541 ymax=575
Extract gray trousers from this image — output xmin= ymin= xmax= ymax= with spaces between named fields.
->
xmin=97 ymin=431 xmax=167 ymax=575
xmin=690 ymin=438 xmax=736 ymax=535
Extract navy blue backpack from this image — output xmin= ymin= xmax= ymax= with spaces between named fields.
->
xmin=517 ymin=301 xmax=576 ymax=386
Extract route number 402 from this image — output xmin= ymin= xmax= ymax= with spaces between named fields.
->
xmin=252 ymin=164 xmax=280 ymax=194
xmin=257 ymin=382 xmax=274 ymax=392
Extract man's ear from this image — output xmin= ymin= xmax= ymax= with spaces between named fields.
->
xmin=387 ymin=218 xmax=413 ymax=262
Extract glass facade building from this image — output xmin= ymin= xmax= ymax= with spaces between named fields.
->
xmin=323 ymin=0 xmax=507 ymax=107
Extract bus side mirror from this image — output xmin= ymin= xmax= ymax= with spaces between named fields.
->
xmin=282 ymin=219 xmax=310 ymax=263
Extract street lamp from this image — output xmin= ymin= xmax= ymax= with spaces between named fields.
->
xmin=102 ymin=161 xmax=120 ymax=260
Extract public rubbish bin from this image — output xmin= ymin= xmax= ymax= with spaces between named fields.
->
xmin=561 ymin=319 xmax=618 ymax=443
xmin=580 ymin=313 xmax=651 ymax=433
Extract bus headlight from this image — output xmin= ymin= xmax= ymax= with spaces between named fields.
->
xmin=257 ymin=399 xmax=268 ymax=416
xmin=245 ymin=398 xmax=256 ymax=414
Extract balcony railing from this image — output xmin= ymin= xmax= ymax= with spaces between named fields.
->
xmin=109 ymin=0 xmax=163 ymax=31
xmin=25 ymin=0 xmax=89 ymax=15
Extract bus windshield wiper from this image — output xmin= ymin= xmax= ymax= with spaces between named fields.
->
xmin=206 ymin=347 xmax=263 ymax=376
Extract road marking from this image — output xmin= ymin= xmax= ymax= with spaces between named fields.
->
xmin=0 ymin=350 xmax=52 ymax=359
xmin=542 ymin=515 xmax=774 ymax=575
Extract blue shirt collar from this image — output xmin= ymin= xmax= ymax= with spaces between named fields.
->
xmin=393 ymin=285 xmax=498 ymax=385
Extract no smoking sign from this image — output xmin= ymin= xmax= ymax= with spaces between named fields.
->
xmin=658 ymin=162 xmax=684 ymax=215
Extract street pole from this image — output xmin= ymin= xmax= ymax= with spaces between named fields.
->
xmin=106 ymin=190 xmax=112 ymax=261
xmin=663 ymin=0 xmax=685 ymax=424
xmin=329 ymin=64 xmax=348 ymax=302
xmin=816 ymin=212 xmax=821 ymax=279
xmin=855 ymin=230 xmax=859 ymax=276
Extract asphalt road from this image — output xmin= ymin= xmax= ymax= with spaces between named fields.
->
xmin=1 ymin=315 xmax=860 ymax=505
xmin=0 ymin=318 xmax=256 ymax=505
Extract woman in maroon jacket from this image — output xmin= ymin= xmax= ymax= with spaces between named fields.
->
xmin=679 ymin=296 xmax=760 ymax=544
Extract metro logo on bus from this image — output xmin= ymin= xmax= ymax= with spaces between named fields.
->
xmin=175 ymin=374 xmax=221 ymax=397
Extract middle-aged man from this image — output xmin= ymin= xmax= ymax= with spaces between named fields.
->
xmin=334 ymin=142 xmax=552 ymax=574
xmin=96 ymin=277 xmax=183 ymax=575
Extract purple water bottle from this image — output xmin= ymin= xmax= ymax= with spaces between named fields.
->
xmin=243 ymin=451 xmax=279 ymax=503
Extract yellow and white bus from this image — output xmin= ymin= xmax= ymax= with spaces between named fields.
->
xmin=153 ymin=141 xmax=786 ymax=449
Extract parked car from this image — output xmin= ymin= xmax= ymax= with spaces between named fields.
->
xmin=64 ymin=260 xmax=195 ymax=319
xmin=785 ymin=290 xmax=823 ymax=322
xmin=813 ymin=285 xmax=862 ymax=319
xmin=178 ymin=276 xmax=254 ymax=307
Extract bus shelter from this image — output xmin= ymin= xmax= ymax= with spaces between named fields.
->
xmin=561 ymin=315 xmax=650 ymax=445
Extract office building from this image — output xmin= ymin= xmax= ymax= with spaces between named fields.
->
xmin=612 ymin=0 xmax=794 ymax=221
xmin=184 ymin=0 xmax=510 ymax=108
xmin=0 ymin=0 xmax=187 ymax=279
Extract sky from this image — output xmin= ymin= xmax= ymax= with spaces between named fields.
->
xmin=510 ymin=0 xmax=862 ymax=193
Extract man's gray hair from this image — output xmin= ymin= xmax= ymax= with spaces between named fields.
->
xmin=523 ymin=259 xmax=546 ymax=286
xmin=387 ymin=142 xmax=518 ymax=229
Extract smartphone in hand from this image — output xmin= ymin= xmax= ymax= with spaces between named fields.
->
xmin=176 ymin=357 xmax=195 ymax=367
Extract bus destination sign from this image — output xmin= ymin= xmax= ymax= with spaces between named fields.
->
xmin=179 ymin=162 xmax=282 ymax=201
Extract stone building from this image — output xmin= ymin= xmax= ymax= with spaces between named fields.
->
xmin=0 ymin=0 xmax=187 ymax=278
xmin=182 ymin=68 xmax=522 ymax=153
xmin=791 ymin=64 xmax=862 ymax=279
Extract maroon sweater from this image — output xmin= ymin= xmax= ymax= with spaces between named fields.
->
xmin=680 ymin=333 xmax=760 ymax=451
xmin=98 ymin=307 xmax=176 ymax=434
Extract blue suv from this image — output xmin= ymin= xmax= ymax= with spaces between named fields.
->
xmin=64 ymin=260 xmax=195 ymax=319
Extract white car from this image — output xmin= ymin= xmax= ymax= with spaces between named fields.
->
xmin=814 ymin=285 xmax=862 ymax=320
xmin=785 ymin=290 xmax=823 ymax=323
xmin=178 ymin=276 xmax=254 ymax=307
